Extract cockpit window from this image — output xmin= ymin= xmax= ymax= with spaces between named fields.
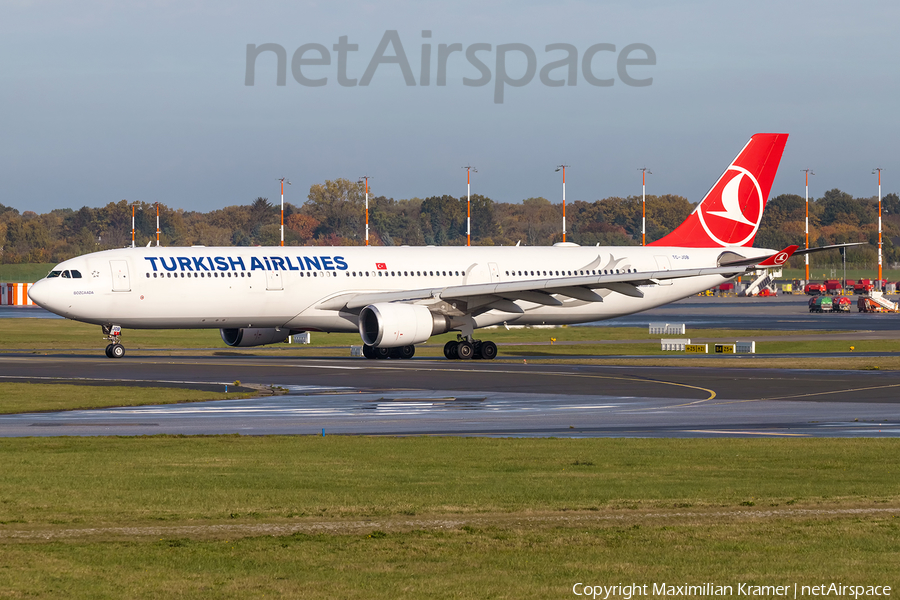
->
xmin=70 ymin=270 xmax=82 ymax=278
xmin=61 ymin=271 xmax=70 ymax=278
xmin=47 ymin=271 xmax=61 ymax=278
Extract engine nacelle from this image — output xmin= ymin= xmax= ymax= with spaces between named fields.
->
xmin=358 ymin=303 xmax=449 ymax=348
xmin=220 ymin=327 xmax=292 ymax=347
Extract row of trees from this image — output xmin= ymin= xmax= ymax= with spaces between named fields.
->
xmin=1 ymin=179 xmax=897 ymax=269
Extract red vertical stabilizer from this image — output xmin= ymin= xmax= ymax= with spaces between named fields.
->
xmin=650 ymin=133 xmax=788 ymax=248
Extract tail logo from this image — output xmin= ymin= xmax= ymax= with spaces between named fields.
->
xmin=697 ymin=166 xmax=764 ymax=247
xmin=772 ymin=251 xmax=790 ymax=265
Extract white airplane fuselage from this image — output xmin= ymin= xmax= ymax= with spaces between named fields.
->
xmin=29 ymin=243 xmax=763 ymax=332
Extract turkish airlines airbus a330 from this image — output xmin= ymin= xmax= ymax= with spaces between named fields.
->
xmin=30 ymin=133 xmax=818 ymax=360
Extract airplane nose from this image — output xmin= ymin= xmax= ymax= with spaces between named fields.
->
xmin=27 ymin=280 xmax=49 ymax=308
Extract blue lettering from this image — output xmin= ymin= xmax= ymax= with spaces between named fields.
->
xmin=160 ymin=256 xmax=178 ymax=272
xmin=321 ymin=256 xmax=334 ymax=271
xmin=270 ymin=257 xmax=286 ymax=271
xmin=192 ymin=257 xmax=210 ymax=271
xmin=334 ymin=256 xmax=348 ymax=271
xmin=177 ymin=257 xmax=193 ymax=271
xmin=304 ymin=256 xmax=321 ymax=270
xmin=250 ymin=257 xmax=265 ymax=271
xmin=264 ymin=257 xmax=272 ymax=270
xmin=214 ymin=256 xmax=229 ymax=271
xmin=284 ymin=256 xmax=299 ymax=271
xmin=144 ymin=257 xmax=159 ymax=272
xmin=228 ymin=256 xmax=246 ymax=271
xmin=207 ymin=257 xmax=216 ymax=271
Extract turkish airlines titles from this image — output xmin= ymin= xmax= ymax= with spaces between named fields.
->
xmin=143 ymin=255 xmax=349 ymax=273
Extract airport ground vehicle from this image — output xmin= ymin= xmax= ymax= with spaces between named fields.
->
xmin=824 ymin=280 xmax=842 ymax=294
xmin=854 ymin=279 xmax=875 ymax=294
xmin=809 ymin=296 xmax=833 ymax=313
xmin=805 ymin=283 xmax=825 ymax=296
xmin=833 ymin=296 xmax=852 ymax=312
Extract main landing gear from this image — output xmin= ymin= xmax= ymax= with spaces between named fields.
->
xmin=362 ymin=344 xmax=416 ymax=360
xmin=102 ymin=324 xmax=125 ymax=359
xmin=443 ymin=335 xmax=498 ymax=360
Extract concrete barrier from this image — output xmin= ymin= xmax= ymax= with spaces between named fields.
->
xmin=350 ymin=345 xmax=364 ymax=357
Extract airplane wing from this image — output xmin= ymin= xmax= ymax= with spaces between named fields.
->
xmin=314 ymin=249 xmax=798 ymax=315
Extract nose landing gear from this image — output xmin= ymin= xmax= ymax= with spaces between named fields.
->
xmin=102 ymin=324 xmax=125 ymax=358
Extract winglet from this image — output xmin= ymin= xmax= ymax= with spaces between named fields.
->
xmin=756 ymin=245 xmax=798 ymax=268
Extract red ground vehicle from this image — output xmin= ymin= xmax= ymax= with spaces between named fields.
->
xmin=833 ymin=296 xmax=852 ymax=312
xmin=824 ymin=280 xmax=842 ymax=294
xmin=854 ymin=279 xmax=874 ymax=294
xmin=805 ymin=282 xmax=825 ymax=296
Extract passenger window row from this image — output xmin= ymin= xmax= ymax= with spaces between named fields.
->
xmin=347 ymin=270 xmax=462 ymax=277
xmin=504 ymin=268 xmax=635 ymax=276
xmin=145 ymin=272 xmax=252 ymax=279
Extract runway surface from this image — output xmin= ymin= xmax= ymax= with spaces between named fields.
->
xmin=1 ymin=353 xmax=899 ymax=437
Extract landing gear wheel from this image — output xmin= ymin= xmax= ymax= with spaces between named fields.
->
xmin=389 ymin=347 xmax=403 ymax=359
xmin=479 ymin=340 xmax=498 ymax=360
xmin=374 ymin=347 xmax=391 ymax=360
xmin=399 ymin=345 xmax=416 ymax=359
xmin=102 ymin=324 xmax=124 ymax=359
xmin=362 ymin=344 xmax=376 ymax=359
xmin=456 ymin=340 xmax=474 ymax=360
xmin=443 ymin=340 xmax=458 ymax=360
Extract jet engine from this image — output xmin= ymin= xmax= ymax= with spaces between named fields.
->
xmin=358 ymin=303 xmax=449 ymax=348
xmin=220 ymin=327 xmax=292 ymax=347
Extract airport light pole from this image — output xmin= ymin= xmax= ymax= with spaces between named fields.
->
xmin=278 ymin=178 xmax=291 ymax=247
xmin=555 ymin=165 xmax=569 ymax=243
xmin=463 ymin=166 xmax=476 ymax=246
xmin=639 ymin=167 xmax=652 ymax=246
xmin=358 ymin=176 xmax=371 ymax=246
xmin=802 ymin=169 xmax=814 ymax=282
xmin=874 ymin=167 xmax=883 ymax=287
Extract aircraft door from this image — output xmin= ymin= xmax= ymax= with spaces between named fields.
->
xmin=488 ymin=262 xmax=500 ymax=282
xmin=110 ymin=260 xmax=131 ymax=292
xmin=266 ymin=270 xmax=283 ymax=291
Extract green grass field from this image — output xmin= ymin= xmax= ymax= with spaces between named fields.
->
xmin=0 ymin=262 xmax=54 ymax=282
xmin=0 ymin=437 xmax=896 ymax=597
xmin=0 ymin=383 xmax=253 ymax=414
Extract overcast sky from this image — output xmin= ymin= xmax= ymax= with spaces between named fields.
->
xmin=2 ymin=0 xmax=898 ymax=214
